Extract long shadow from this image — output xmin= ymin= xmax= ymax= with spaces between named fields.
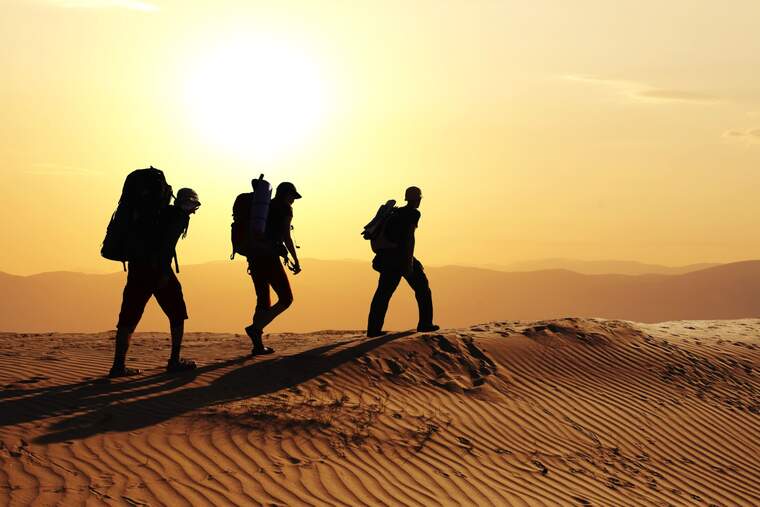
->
xmin=0 ymin=355 xmax=249 ymax=428
xmin=26 ymin=331 xmax=413 ymax=444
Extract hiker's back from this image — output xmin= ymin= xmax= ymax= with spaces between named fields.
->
xmin=385 ymin=206 xmax=419 ymax=249
xmin=265 ymin=198 xmax=292 ymax=245
xmin=152 ymin=204 xmax=189 ymax=267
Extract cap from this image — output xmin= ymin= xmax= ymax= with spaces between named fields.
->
xmin=276 ymin=181 xmax=302 ymax=199
xmin=175 ymin=188 xmax=201 ymax=208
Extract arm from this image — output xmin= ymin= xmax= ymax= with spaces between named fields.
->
xmin=283 ymin=217 xmax=301 ymax=274
xmin=401 ymin=212 xmax=418 ymax=275
xmin=157 ymin=210 xmax=188 ymax=273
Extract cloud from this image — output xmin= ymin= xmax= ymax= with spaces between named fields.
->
xmin=25 ymin=163 xmax=102 ymax=176
xmin=562 ymin=75 xmax=719 ymax=104
xmin=46 ymin=0 xmax=158 ymax=12
xmin=635 ymin=89 xmax=717 ymax=103
xmin=722 ymin=128 xmax=760 ymax=144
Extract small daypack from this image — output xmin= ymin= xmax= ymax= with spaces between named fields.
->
xmin=231 ymin=174 xmax=272 ymax=259
xmin=101 ymin=166 xmax=173 ymax=270
xmin=361 ymin=200 xmax=398 ymax=253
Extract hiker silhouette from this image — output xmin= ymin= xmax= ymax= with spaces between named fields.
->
xmin=101 ymin=167 xmax=201 ymax=378
xmin=233 ymin=178 xmax=302 ymax=355
xmin=367 ymin=186 xmax=439 ymax=337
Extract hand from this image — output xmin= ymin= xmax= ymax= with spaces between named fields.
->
xmin=292 ymin=262 xmax=302 ymax=275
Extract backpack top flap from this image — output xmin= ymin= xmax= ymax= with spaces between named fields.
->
xmin=122 ymin=167 xmax=172 ymax=213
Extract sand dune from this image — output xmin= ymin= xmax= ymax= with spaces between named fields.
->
xmin=3 ymin=259 xmax=760 ymax=334
xmin=1 ymin=318 xmax=758 ymax=505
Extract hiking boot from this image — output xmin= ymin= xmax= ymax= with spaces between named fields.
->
xmin=108 ymin=366 xmax=141 ymax=378
xmin=417 ymin=324 xmax=440 ymax=333
xmin=166 ymin=358 xmax=197 ymax=373
xmin=367 ymin=330 xmax=387 ymax=338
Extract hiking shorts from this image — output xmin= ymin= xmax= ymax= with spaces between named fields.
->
xmin=116 ymin=264 xmax=188 ymax=330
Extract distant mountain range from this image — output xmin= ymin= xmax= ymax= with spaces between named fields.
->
xmin=2 ymin=259 xmax=759 ymax=333
xmin=483 ymin=258 xmax=720 ymax=275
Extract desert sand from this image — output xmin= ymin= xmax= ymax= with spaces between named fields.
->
xmin=1 ymin=318 xmax=759 ymax=506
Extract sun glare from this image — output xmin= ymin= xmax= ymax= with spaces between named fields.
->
xmin=184 ymin=35 xmax=330 ymax=163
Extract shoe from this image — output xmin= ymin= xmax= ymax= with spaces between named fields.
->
xmin=367 ymin=330 xmax=387 ymax=338
xmin=417 ymin=324 xmax=440 ymax=333
xmin=166 ymin=358 xmax=197 ymax=373
xmin=108 ymin=366 xmax=141 ymax=378
xmin=250 ymin=346 xmax=275 ymax=356
xmin=246 ymin=325 xmax=274 ymax=355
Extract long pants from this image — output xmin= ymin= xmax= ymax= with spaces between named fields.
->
xmin=249 ymin=255 xmax=293 ymax=331
xmin=367 ymin=258 xmax=433 ymax=333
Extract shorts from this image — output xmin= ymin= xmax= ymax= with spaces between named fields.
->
xmin=116 ymin=264 xmax=188 ymax=330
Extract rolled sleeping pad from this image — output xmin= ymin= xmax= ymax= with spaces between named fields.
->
xmin=250 ymin=174 xmax=272 ymax=237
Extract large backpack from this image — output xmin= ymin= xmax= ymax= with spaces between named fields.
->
xmin=101 ymin=166 xmax=173 ymax=270
xmin=230 ymin=174 xmax=272 ymax=259
xmin=361 ymin=200 xmax=398 ymax=253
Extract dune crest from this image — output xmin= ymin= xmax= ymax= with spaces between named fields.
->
xmin=1 ymin=318 xmax=759 ymax=505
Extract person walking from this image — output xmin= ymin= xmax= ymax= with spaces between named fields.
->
xmin=109 ymin=187 xmax=201 ymax=377
xmin=367 ymin=186 xmax=439 ymax=337
xmin=245 ymin=181 xmax=302 ymax=354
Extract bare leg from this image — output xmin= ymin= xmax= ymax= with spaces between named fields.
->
xmin=109 ymin=327 xmax=140 ymax=377
xmin=170 ymin=321 xmax=183 ymax=363
xmin=166 ymin=320 xmax=196 ymax=371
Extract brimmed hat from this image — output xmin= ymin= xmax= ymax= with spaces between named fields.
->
xmin=176 ymin=188 xmax=201 ymax=208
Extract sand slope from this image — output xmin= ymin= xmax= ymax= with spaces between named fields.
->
xmin=1 ymin=319 xmax=759 ymax=506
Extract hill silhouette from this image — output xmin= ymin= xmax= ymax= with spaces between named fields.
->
xmin=486 ymin=258 xmax=719 ymax=275
xmin=1 ymin=259 xmax=759 ymax=333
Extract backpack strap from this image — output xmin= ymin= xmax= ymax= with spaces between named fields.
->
xmin=174 ymin=251 xmax=180 ymax=273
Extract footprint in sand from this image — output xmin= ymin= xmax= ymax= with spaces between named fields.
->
xmin=16 ymin=375 xmax=49 ymax=384
xmin=455 ymin=436 xmax=474 ymax=451
xmin=532 ymin=460 xmax=549 ymax=476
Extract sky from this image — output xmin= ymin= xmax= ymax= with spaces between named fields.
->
xmin=2 ymin=0 xmax=760 ymax=275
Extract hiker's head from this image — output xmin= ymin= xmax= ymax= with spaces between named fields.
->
xmin=175 ymin=188 xmax=201 ymax=214
xmin=275 ymin=181 xmax=302 ymax=204
xmin=404 ymin=186 xmax=422 ymax=208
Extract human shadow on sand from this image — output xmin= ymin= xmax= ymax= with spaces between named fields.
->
xmin=20 ymin=331 xmax=413 ymax=444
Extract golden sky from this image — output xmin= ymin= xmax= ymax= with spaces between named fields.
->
xmin=3 ymin=0 xmax=760 ymax=275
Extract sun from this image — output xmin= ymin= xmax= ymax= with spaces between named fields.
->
xmin=184 ymin=34 xmax=330 ymax=163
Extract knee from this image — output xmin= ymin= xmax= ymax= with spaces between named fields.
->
xmin=280 ymin=293 xmax=294 ymax=308
xmin=415 ymin=280 xmax=431 ymax=294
